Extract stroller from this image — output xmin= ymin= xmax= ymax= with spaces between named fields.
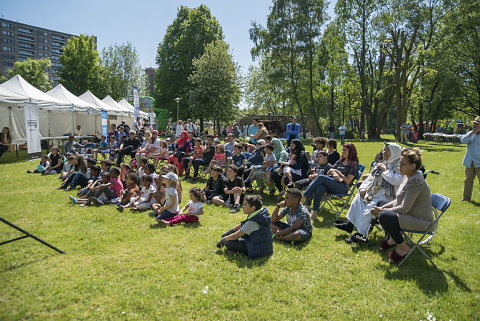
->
xmin=347 ymin=166 xmax=439 ymax=244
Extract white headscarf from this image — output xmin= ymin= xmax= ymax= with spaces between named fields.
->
xmin=384 ymin=143 xmax=402 ymax=166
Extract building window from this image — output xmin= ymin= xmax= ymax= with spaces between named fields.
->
xmin=2 ymin=46 xmax=14 ymax=52
xmin=38 ymin=38 xmax=48 ymax=43
xmin=1 ymin=31 xmax=13 ymax=36
xmin=51 ymin=55 xmax=59 ymax=61
xmin=3 ymin=62 xmax=13 ymax=67
xmin=2 ymin=53 xmax=15 ymax=59
xmin=38 ymin=52 xmax=49 ymax=57
xmin=18 ymin=35 xmax=34 ymax=42
xmin=18 ymin=42 xmax=34 ymax=49
xmin=51 ymin=34 xmax=64 ymax=40
xmin=17 ymin=27 xmax=33 ymax=34
xmin=38 ymin=31 xmax=48 ymax=36
xmin=18 ymin=49 xmax=33 ymax=56
xmin=18 ymin=57 xmax=28 ymax=62
xmin=52 ymin=62 xmax=62 ymax=68
xmin=51 ymin=48 xmax=62 ymax=54
xmin=1 ymin=38 xmax=14 ymax=44
xmin=51 ymin=41 xmax=63 ymax=47
xmin=1 ymin=22 xmax=14 ymax=28
xmin=38 ymin=45 xmax=49 ymax=51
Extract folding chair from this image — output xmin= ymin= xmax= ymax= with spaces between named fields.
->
xmin=318 ymin=163 xmax=365 ymax=220
xmin=398 ymin=193 xmax=451 ymax=269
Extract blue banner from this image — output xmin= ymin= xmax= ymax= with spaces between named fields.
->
xmin=101 ymin=111 xmax=108 ymax=137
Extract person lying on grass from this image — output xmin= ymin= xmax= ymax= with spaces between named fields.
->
xmin=117 ymin=174 xmax=156 ymax=212
xmin=212 ymin=165 xmax=246 ymax=213
xmin=270 ymin=188 xmax=313 ymax=242
xmin=158 ymin=187 xmax=205 ymax=226
xmin=80 ymin=167 xmax=123 ymax=206
xmin=154 ymin=172 xmax=179 ymax=222
xmin=71 ymin=172 xmax=109 ymax=205
xmin=216 ymin=194 xmax=273 ymax=259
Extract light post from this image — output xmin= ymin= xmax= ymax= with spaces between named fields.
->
xmin=175 ymin=97 xmax=180 ymax=121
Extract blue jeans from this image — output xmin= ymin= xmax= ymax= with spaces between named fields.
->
xmin=193 ymin=159 xmax=209 ymax=177
xmin=61 ymin=172 xmax=89 ymax=189
xmin=303 ymin=175 xmax=348 ymax=210
xmin=156 ymin=210 xmax=177 ymax=220
xmin=340 ymin=134 xmax=345 ymax=145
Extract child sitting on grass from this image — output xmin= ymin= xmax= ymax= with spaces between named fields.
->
xmin=204 ymin=165 xmax=226 ymax=205
xmin=116 ymin=173 xmax=139 ymax=207
xmin=137 ymin=157 xmax=148 ymax=178
xmin=118 ymin=174 xmax=156 ymax=212
xmin=27 ymin=154 xmax=50 ymax=173
xmin=99 ymin=159 xmax=112 ymax=175
xmin=204 ymin=144 xmax=226 ymax=175
xmin=43 ymin=146 xmax=63 ymax=175
xmin=212 ymin=165 xmax=246 ymax=213
xmin=153 ymin=140 xmax=169 ymax=167
xmin=76 ymin=165 xmax=102 ymax=198
xmin=216 ymin=195 xmax=273 ymax=259
xmin=59 ymin=153 xmax=75 ymax=181
xmin=83 ymin=167 xmax=123 ymax=206
xmin=158 ymin=187 xmax=205 ymax=226
xmin=72 ymin=172 xmax=109 ymax=205
xmin=154 ymin=172 xmax=179 ymax=222
xmin=245 ymin=143 xmax=277 ymax=185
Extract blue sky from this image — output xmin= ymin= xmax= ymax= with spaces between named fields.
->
xmin=1 ymin=0 xmax=335 ymax=75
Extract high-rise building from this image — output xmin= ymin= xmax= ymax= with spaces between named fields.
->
xmin=144 ymin=67 xmax=155 ymax=96
xmin=0 ymin=18 xmax=96 ymax=85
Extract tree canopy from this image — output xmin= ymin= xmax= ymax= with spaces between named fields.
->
xmin=0 ymin=58 xmax=52 ymax=91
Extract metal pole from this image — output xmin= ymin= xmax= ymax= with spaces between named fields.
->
xmin=176 ymin=101 xmax=179 ymax=121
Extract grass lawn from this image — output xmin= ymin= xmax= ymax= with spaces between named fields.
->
xmin=0 ymin=136 xmax=479 ymax=320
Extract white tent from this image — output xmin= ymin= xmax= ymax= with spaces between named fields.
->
xmin=0 ymin=86 xmax=27 ymax=107
xmin=102 ymin=95 xmax=132 ymax=116
xmin=117 ymin=98 xmax=149 ymax=119
xmin=46 ymin=84 xmax=101 ymax=136
xmin=0 ymin=75 xmax=75 ymax=139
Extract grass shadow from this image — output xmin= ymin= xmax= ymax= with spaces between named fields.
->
xmin=1 ymin=254 xmax=53 ymax=273
xmin=149 ymin=223 xmax=167 ymax=229
xmin=468 ymin=200 xmax=480 ymax=207
xmin=216 ymin=249 xmax=271 ymax=268
xmin=181 ymin=221 xmax=201 ymax=229
xmin=275 ymin=237 xmax=311 ymax=251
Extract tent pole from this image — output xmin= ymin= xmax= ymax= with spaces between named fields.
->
xmin=48 ymin=110 xmax=51 ymax=137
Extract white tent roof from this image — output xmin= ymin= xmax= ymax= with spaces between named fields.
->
xmin=0 ymin=74 xmax=71 ymax=109
xmin=118 ymin=98 xmax=149 ymax=118
xmin=46 ymin=84 xmax=100 ymax=113
xmin=102 ymin=95 xmax=131 ymax=115
xmin=0 ymin=86 xmax=27 ymax=107
xmin=79 ymin=90 xmax=125 ymax=115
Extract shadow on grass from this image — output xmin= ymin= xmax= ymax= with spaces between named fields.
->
xmin=468 ymin=199 xmax=480 ymax=207
xmin=216 ymin=249 xmax=271 ymax=268
xmin=274 ymin=237 xmax=311 ymax=251
xmin=1 ymin=254 xmax=53 ymax=273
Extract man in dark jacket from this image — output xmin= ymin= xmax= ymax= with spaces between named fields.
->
xmin=116 ymin=130 xmax=141 ymax=166
xmin=217 ymin=195 xmax=273 ymax=259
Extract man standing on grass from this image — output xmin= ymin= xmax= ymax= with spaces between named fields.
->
xmin=248 ymin=118 xmax=259 ymax=145
xmin=286 ymin=116 xmax=301 ymax=147
xmin=338 ymin=123 xmax=346 ymax=145
xmin=461 ymin=116 xmax=480 ymax=202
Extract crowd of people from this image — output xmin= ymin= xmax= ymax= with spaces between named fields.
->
xmin=20 ymin=114 xmax=480 ymax=263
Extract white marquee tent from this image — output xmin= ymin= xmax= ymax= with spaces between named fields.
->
xmin=117 ymin=98 xmax=149 ymax=119
xmin=0 ymin=75 xmax=76 ymax=139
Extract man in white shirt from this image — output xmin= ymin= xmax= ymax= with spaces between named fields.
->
xmin=224 ymin=133 xmax=235 ymax=154
xmin=338 ymin=123 xmax=346 ymax=145
xmin=175 ymin=120 xmax=184 ymax=138
xmin=186 ymin=119 xmax=195 ymax=133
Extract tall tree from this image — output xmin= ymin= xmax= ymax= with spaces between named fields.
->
xmin=155 ymin=5 xmax=223 ymax=120
xmin=57 ymin=34 xmax=104 ymax=97
xmin=186 ymin=40 xmax=241 ymax=130
xmin=1 ymin=58 xmax=52 ymax=91
xmin=102 ymin=43 xmax=146 ymax=100
xmin=250 ymin=0 xmax=327 ymax=135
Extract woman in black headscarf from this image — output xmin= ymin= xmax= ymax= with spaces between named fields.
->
xmin=270 ymin=139 xmax=309 ymax=198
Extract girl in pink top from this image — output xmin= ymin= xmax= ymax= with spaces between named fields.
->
xmin=204 ymin=144 xmax=226 ymax=175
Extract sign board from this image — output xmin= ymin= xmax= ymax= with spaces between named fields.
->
xmin=101 ymin=111 xmax=108 ymax=137
xmin=24 ymin=102 xmax=41 ymax=159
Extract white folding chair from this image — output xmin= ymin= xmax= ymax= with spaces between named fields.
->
xmin=398 ymin=193 xmax=451 ymax=269
xmin=319 ymin=163 xmax=365 ymax=220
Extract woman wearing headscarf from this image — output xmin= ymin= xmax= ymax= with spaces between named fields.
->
xmin=335 ymin=143 xmax=403 ymax=241
xmin=168 ymin=130 xmax=191 ymax=175
xmin=270 ymin=139 xmax=309 ymax=198
xmin=271 ymin=138 xmax=288 ymax=163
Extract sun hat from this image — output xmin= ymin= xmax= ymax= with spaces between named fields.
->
xmin=161 ymin=172 xmax=178 ymax=182
xmin=257 ymin=139 xmax=266 ymax=147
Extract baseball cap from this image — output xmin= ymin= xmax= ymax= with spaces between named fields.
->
xmin=161 ymin=172 xmax=178 ymax=182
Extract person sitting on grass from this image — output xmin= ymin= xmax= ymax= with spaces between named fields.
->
xmin=73 ymin=172 xmax=110 ymax=205
xmin=270 ymin=188 xmax=313 ymax=243
xmin=120 ymin=163 xmax=134 ymax=188
xmin=59 ymin=153 xmax=75 ymax=180
xmin=83 ymin=167 xmax=123 ymax=206
xmin=43 ymin=146 xmax=63 ymax=175
xmin=230 ymin=143 xmax=246 ymax=174
xmin=154 ymin=172 xmax=179 ymax=222
xmin=204 ymin=165 xmax=226 ymax=205
xmin=212 ymin=165 xmax=246 ymax=213
xmin=57 ymin=154 xmax=88 ymax=191
xmin=241 ymin=139 xmax=266 ymax=191
xmin=99 ymin=159 xmax=112 ymax=175
xmin=93 ymin=135 xmax=108 ymax=161
xmin=75 ymin=165 xmax=101 ymax=198
xmin=27 ymin=154 xmax=50 ymax=174
xmin=118 ymin=174 xmax=156 ymax=212
xmin=136 ymin=157 xmax=148 ymax=178
xmin=158 ymin=187 xmax=205 ymax=226
xmin=108 ymin=135 xmax=119 ymax=161
xmin=216 ymin=195 xmax=273 ymax=259
xmin=245 ymin=143 xmax=276 ymax=184
xmin=294 ymin=150 xmax=331 ymax=190
xmin=115 ymin=173 xmax=139 ymax=207
xmin=204 ymin=143 xmax=226 ymax=175
xmin=152 ymin=140 xmax=170 ymax=168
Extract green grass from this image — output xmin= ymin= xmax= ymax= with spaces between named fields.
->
xmin=0 ymin=136 xmax=479 ymax=320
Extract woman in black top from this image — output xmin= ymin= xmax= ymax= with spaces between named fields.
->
xmin=326 ymin=139 xmax=340 ymax=165
xmin=303 ymin=142 xmax=359 ymax=219
xmin=43 ymin=146 xmax=64 ymax=175
xmin=0 ymin=127 xmax=11 ymax=158
xmin=271 ymin=139 xmax=309 ymax=196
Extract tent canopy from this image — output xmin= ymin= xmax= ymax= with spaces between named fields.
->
xmin=79 ymin=90 xmax=125 ymax=115
xmin=47 ymin=84 xmax=101 ymax=113
xmin=0 ymin=75 xmax=70 ymax=109
xmin=0 ymin=86 xmax=27 ymax=107
xmin=118 ymin=98 xmax=149 ymax=118
xmin=102 ymin=95 xmax=131 ymax=115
